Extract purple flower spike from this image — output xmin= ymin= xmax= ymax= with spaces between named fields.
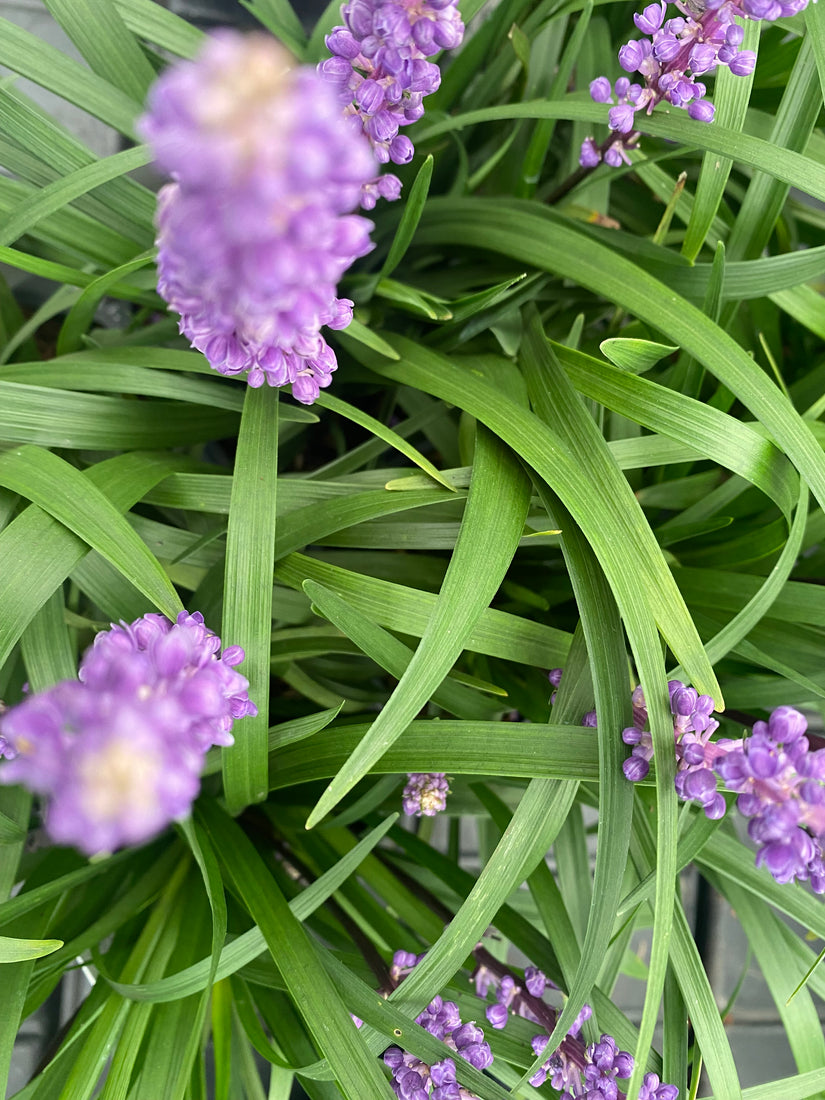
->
xmin=322 ymin=0 xmax=464 ymax=206
xmin=139 ymin=33 xmax=377 ymax=401
xmin=0 ymin=611 xmax=255 ymax=855
xmin=586 ymin=0 xmax=811 ymax=172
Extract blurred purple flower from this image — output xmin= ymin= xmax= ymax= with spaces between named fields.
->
xmin=0 ymin=611 xmax=255 ymax=855
xmin=140 ymin=32 xmax=376 ymax=402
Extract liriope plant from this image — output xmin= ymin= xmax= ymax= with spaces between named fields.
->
xmin=0 ymin=1 xmax=824 ymax=1098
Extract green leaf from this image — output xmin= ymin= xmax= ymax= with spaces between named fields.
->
xmin=21 ymin=586 xmax=76 ymax=692
xmin=414 ymin=102 xmax=825 ymax=206
xmin=717 ymin=878 xmax=825 ymax=1076
xmin=726 ymin=39 xmax=821 ymax=262
xmin=521 ymin=318 xmax=635 ymax=1052
xmin=305 ymin=424 xmax=532 ymax=825
xmin=362 ymin=333 xmax=720 ymax=703
xmin=0 ymin=446 xmax=181 ymax=621
xmin=599 ymin=337 xmax=679 ymax=374
xmin=197 ymin=800 xmax=396 ymax=1100
xmin=389 ymin=779 xmax=578 ymax=1035
xmin=269 ymin=720 xmax=601 ymax=790
xmin=0 ymin=452 xmax=190 ymax=669
xmin=239 ymin=0 xmax=307 ymax=57
xmin=109 ymin=814 xmax=399 ymax=1004
xmin=313 ymin=389 xmax=454 ymax=490
xmin=416 ymin=197 xmax=825 ymax=518
xmin=553 ymin=341 xmax=797 ymax=518
xmin=0 ymin=146 xmax=152 ymax=250
xmin=304 ymin=581 xmax=498 ymax=719
xmin=334 ymin=316 xmax=401 ymax=360
xmin=56 ymin=252 xmax=155 ymax=356
xmin=0 ymin=15 xmax=141 ymax=135
xmin=222 ymin=386 xmax=280 ymax=811
xmin=0 ymin=936 xmax=63 ymax=963
xmin=0 ymin=381 xmax=239 ymax=449
xmin=114 ymin=0 xmax=205 ymax=57
xmin=378 ymin=155 xmax=433 ymax=280
xmin=42 ymin=0 xmax=157 ymax=101
xmin=681 ymin=18 xmax=759 ymax=262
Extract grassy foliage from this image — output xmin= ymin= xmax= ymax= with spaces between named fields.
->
xmin=1 ymin=1 xmax=824 ymax=1098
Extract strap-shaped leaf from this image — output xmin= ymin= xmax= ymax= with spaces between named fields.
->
xmin=305 ymin=423 xmax=532 ymax=825
xmin=0 ymin=446 xmax=180 ymax=620
xmin=416 ymin=197 xmax=825 ymax=515
xmin=0 ymin=452 xmax=191 ymax=667
xmin=197 ymin=800 xmax=395 ymax=1100
xmin=222 ymin=386 xmax=279 ymax=811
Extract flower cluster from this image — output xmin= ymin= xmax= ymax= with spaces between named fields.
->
xmin=580 ymin=0 xmax=808 ymax=169
xmin=403 ymin=771 xmax=450 ymax=816
xmin=139 ymin=32 xmax=376 ymax=402
xmin=384 ymin=951 xmax=493 ymax=1098
xmin=620 ymin=685 xmax=825 ymax=894
xmin=0 ymin=611 xmax=255 ymax=855
xmin=472 ymin=949 xmax=677 ymax=1099
xmin=319 ymin=0 xmax=464 ymax=209
xmin=715 ymin=707 xmax=825 ymax=892
xmin=622 ymin=679 xmax=726 ymax=818
xmin=383 ymin=946 xmax=679 ymax=1098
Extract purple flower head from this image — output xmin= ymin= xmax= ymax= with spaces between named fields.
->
xmin=586 ymin=0 xmax=812 ymax=173
xmin=140 ymin=33 xmax=377 ymax=402
xmin=622 ymin=681 xmax=729 ymax=819
xmin=79 ymin=610 xmax=256 ymax=752
xmin=0 ymin=610 xmax=255 ymax=855
xmin=322 ymin=0 xmax=464 ymax=205
xmin=1 ymin=682 xmax=201 ymax=855
xmin=402 ymin=772 xmax=450 ymax=816
xmin=713 ymin=706 xmax=825 ymax=892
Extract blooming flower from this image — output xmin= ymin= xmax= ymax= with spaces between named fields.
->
xmin=715 ymin=706 xmax=825 ymax=892
xmin=403 ymin=771 xmax=450 ymax=816
xmin=621 ymin=679 xmax=728 ymax=819
xmin=78 ymin=610 xmax=256 ymax=752
xmin=579 ymin=0 xmax=806 ymax=168
xmin=319 ymin=0 xmax=465 ymax=208
xmin=0 ymin=611 xmax=255 ymax=855
xmin=384 ymin=999 xmax=493 ymax=1097
xmin=139 ymin=32 xmax=377 ymax=402
xmin=621 ymin=688 xmax=825 ymax=893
